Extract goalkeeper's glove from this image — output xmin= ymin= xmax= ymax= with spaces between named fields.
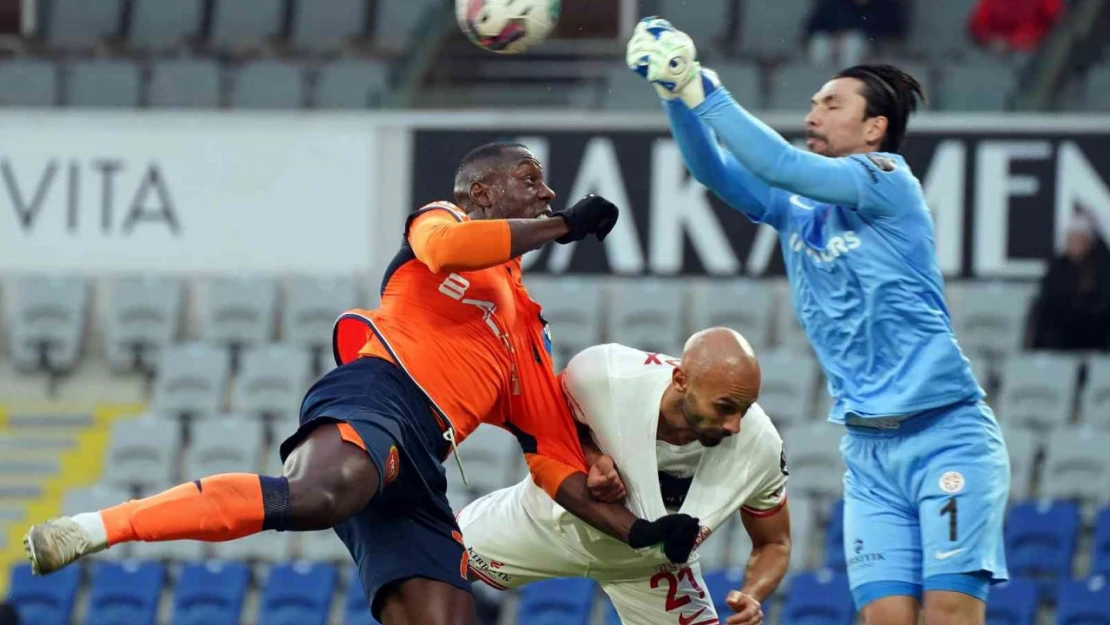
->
xmin=625 ymin=16 xmax=721 ymax=109
xmin=628 ymin=513 xmax=701 ymax=564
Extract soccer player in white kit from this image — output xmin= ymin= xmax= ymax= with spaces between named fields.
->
xmin=457 ymin=328 xmax=791 ymax=625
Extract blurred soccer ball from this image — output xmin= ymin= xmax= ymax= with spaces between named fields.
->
xmin=457 ymin=0 xmax=561 ymax=54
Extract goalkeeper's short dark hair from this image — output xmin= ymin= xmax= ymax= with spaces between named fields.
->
xmin=836 ymin=65 xmax=925 ymax=154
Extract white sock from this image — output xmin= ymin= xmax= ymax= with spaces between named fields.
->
xmin=71 ymin=511 xmax=109 ymax=550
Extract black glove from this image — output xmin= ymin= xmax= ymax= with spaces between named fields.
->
xmin=628 ymin=514 xmax=701 ymax=564
xmin=553 ymin=194 xmax=619 ymax=244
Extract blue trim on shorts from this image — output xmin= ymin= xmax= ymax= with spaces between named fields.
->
xmin=853 ymin=581 xmax=922 ymax=607
xmin=924 ymin=573 xmax=991 ymax=602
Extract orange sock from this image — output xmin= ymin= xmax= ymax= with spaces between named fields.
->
xmin=100 ymin=473 xmax=268 ymax=546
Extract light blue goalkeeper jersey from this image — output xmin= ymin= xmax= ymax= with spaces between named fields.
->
xmin=666 ymin=89 xmax=983 ymax=422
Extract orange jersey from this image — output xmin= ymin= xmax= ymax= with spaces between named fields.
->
xmin=332 ymin=202 xmax=587 ymax=498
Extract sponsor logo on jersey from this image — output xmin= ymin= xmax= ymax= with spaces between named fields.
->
xmin=867 ymin=153 xmax=898 ymax=172
xmin=385 ymin=445 xmax=400 ymax=485
xmin=939 ymin=471 xmax=965 ymax=494
xmin=935 ymin=548 xmax=966 ymax=561
xmin=788 ymin=231 xmax=863 ymax=265
xmin=847 ymin=538 xmax=887 ymax=569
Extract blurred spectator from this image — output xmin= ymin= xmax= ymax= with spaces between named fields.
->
xmin=1027 ymin=208 xmax=1110 ymax=351
xmin=806 ymin=0 xmax=907 ymax=67
xmin=969 ymin=0 xmax=1063 ymax=55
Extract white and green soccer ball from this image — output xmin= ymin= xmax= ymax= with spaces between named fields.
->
xmin=457 ymin=0 xmax=561 ymax=55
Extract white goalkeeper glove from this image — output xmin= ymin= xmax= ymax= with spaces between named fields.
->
xmin=625 ymin=17 xmax=720 ymax=109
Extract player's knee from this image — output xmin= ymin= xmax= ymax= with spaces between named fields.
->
xmin=859 ymin=595 xmax=919 ymax=625
xmin=923 ymin=590 xmax=985 ymax=625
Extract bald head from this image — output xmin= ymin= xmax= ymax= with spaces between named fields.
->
xmin=681 ymin=327 xmax=761 ymax=392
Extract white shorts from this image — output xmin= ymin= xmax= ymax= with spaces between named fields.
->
xmin=456 ymin=480 xmax=720 ymax=625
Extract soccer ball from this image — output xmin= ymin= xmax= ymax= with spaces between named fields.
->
xmin=456 ymin=0 xmax=561 ymax=55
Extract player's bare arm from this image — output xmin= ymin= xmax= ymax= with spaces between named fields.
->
xmin=735 ymin=502 xmax=791 ymax=604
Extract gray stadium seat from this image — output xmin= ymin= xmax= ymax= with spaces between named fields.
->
xmin=938 ymin=63 xmax=1015 ymax=111
xmin=45 ymin=0 xmax=123 ymax=48
xmin=148 ymin=59 xmax=221 ymax=108
xmin=211 ymin=530 xmax=294 ymax=562
xmin=66 ymin=59 xmax=140 ymax=108
xmin=374 ymin=0 xmax=440 ymax=52
xmin=758 ymin=350 xmax=820 ymax=427
xmin=151 ymin=342 xmax=230 ymax=419
xmin=9 ymin=276 xmax=88 ymax=374
xmin=313 ymin=60 xmax=388 ymax=109
xmin=1081 ymin=357 xmax=1110 ymax=429
xmin=1003 ymin=425 xmax=1038 ymax=501
xmin=737 ymin=0 xmax=809 ymax=59
xmin=231 ymin=60 xmax=306 ymax=109
xmin=998 ymin=353 xmax=1079 ymax=430
xmin=1042 ymin=427 xmax=1110 ymax=504
xmin=104 ymin=277 xmax=183 ymax=375
xmin=300 ymin=530 xmax=351 ymax=563
xmin=729 ymin=515 xmax=754 ymax=565
xmin=660 ymin=0 xmax=732 ymax=52
xmin=607 ymin=280 xmax=686 ymax=356
xmin=602 ymin=65 xmax=661 ymax=111
xmin=969 ymin=357 xmax=993 ymax=398
xmin=102 ymin=417 xmax=179 ymax=488
xmin=713 ymin=61 xmax=762 ymax=110
xmin=292 ymin=0 xmax=368 ymax=52
xmin=184 ymin=418 xmax=265 ymax=478
xmin=210 ymin=0 xmax=285 ymax=52
xmin=522 ymin=277 xmax=604 ymax=370
xmin=951 ymin=281 xmax=1034 ymax=358
xmin=1083 ymin=67 xmax=1110 ymax=112
xmin=130 ymin=0 xmax=203 ymax=51
xmin=282 ymin=276 xmax=360 ymax=356
xmin=907 ymin=0 xmax=978 ymax=58
xmin=691 ymin=279 xmax=775 ymax=348
xmin=769 ymin=62 xmax=834 ymax=112
xmin=231 ymin=344 xmax=313 ymax=418
xmin=201 ymin=277 xmax=279 ymax=349
xmin=779 ymin=422 xmax=845 ymax=500
xmin=61 ymin=484 xmax=134 ymax=561
xmin=786 ymin=496 xmax=817 ymax=574
xmin=772 ymin=280 xmax=812 ymax=352
xmin=0 ymin=59 xmax=58 ymax=106
xmin=456 ymin=426 xmax=520 ymax=496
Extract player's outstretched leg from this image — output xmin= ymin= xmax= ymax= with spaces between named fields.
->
xmin=24 ymin=424 xmax=376 ymax=574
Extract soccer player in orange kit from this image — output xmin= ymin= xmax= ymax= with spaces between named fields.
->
xmin=24 ymin=143 xmax=703 ymax=625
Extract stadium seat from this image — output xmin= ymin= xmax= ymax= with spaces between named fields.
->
xmin=522 ymin=277 xmax=604 ymax=369
xmin=517 ymin=577 xmax=596 ymax=625
xmin=210 ymin=0 xmax=285 ymax=52
xmin=172 ymin=562 xmax=250 ymax=625
xmin=1055 ymin=576 xmax=1110 ymax=625
xmin=9 ymin=275 xmax=88 ymax=375
xmin=104 ymin=277 xmax=183 ymax=376
xmin=7 ymin=562 xmax=80 ymax=625
xmin=938 ymin=63 xmax=1016 ymax=111
xmin=282 ymin=276 xmax=360 ymax=361
xmin=66 ymin=59 xmax=140 ymax=107
xmin=374 ymin=0 xmax=441 ymax=52
xmin=950 ymin=282 xmax=1034 ymax=358
xmin=788 ymin=496 xmax=818 ymax=573
xmin=1091 ymin=507 xmax=1110 ymax=577
xmin=184 ymin=417 xmax=265 ymax=477
xmin=301 ymin=530 xmax=352 ymax=563
xmin=0 ymin=58 xmax=59 ymax=106
xmin=103 ymin=416 xmax=180 ymax=488
xmin=1042 ymin=428 xmax=1110 ymax=504
xmin=713 ymin=62 xmax=763 ymax=110
xmin=231 ymin=344 xmax=313 ymax=418
xmin=1003 ymin=425 xmax=1039 ymax=501
xmin=602 ymin=65 xmax=658 ymax=110
xmin=258 ymin=562 xmax=338 ymax=625
xmin=211 ymin=528 xmax=295 ymax=563
xmin=201 ymin=277 xmax=279 ymax=351
xmin=231 ymin=60 xmax=306 ymax=109
xmin=998 ymin=352 xmax=1079 ymax=429
xmin=1080 ymin=356 xmax=1110 ymax=429
xmin=1083 ymin=66 xmax=1110 ymax=112
xmin=84 ymin=561 xmax=164 ymax=625
xmin=769 ymin=62 xmax=836 ymax=111
xmin=345 ymin=580 xmax=379 ymax=625
xmin=130 ymin=0 xmax=203 ymax=51
xmin=150 ymin=343 xmax=230 ymax=420
xmin=690 ymin=279 xmax=775 ymax=349
xmin=44 ymin=0 xmax=123 ymax=48
xmin=61 ymin=484 xmax=134 ymax=561
xmin=985 ymin=577 xmax=1039 ymax=625
xmin=455 ymin=424 xmax=521 ymax=495
xmin=702 ymin=567 xmax=745 ymax=615
xmin=780 ymin=423 xmax=846 ymax=499
xmin=780 ymin=569 xmax=854 ymax=625
xmin=736 ymin=0 xmax=809 ymax=59
xmin=607 ymin=280 xmax=686 ymax=356
xmin=823 ymin=499 xmax=845 ymax=572
xmin=148 ymin=59 xmax=222 ymax=108
xmin=1004 ymin=500 xmax=1079 ymax=597
xmin=292 ymin=0 xmax=368 ymax=52
xmin=313 ymin=59 xmax=389 ymax=109
xmin=757 ymin=350 xmax=820 ymax=426
xmin=907 ymin=0 xmax=979 ymax=58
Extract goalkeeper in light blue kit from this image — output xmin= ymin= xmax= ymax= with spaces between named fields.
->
xmin=627 ymin=18 xmax=1009 ymax=625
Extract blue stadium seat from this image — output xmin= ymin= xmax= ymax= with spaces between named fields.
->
xmin=84 ymin=561 xmax=165 ymax=625
xmin=702 ymin=567 xmax=775 ymax=621
xmin=7 ymin=562 xmax=80 ymax=625
xmin=258 ymin=562 xmax=338 ymax=625
xmin=1004 ymin=501 xmax=1080 ymax=600
xmin=780 ymin=570 xmax=854 ymax=625
xmin=171 ymin=562 xmax=250 ymax=625
xmin=344 ymin=580 xmax=380 ymax=625
xmin=823 ymin=499 xmax=845 ymax=572
xmin=1092 ymin=507 xmax=1110 ymax=577
xmin=517 ymin=577 xmax=596 ymax=625
xmin=1056 ymin=576 xmax=1110 ymax=625
xmin=985 ymin=578 xmax=1039 ymax=625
